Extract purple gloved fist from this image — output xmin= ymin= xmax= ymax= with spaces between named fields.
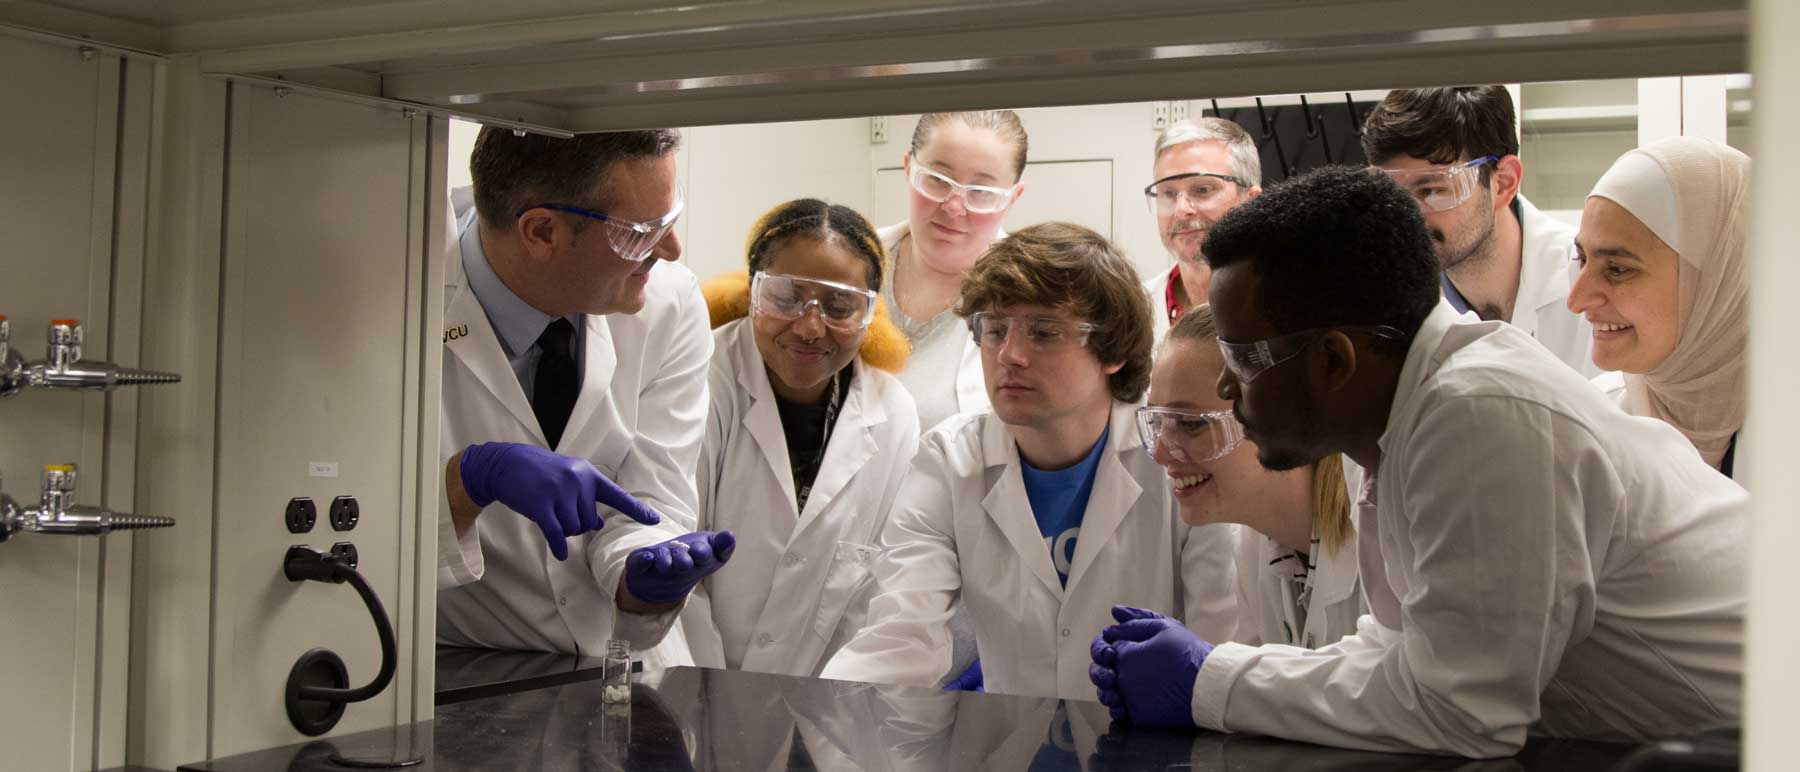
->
xmin=459 ymin=441 xmax=662 ymax=561
xmin=1088 ymin=605 xmax=1211 ymax=728
xmin=623 ymin=530 xmax=736 ymax=605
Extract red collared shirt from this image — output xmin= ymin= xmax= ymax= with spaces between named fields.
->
xmin=1163 ymin=264 xmax=1187 ymax=326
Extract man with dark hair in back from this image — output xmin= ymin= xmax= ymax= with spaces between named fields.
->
xmin=1363 ymin=86 xmax=1597 ymax=376
xmin=1090 ymin=165 xmax=1744 ymax=757
xmin=437 ymin=127 xmax=735 ymax=663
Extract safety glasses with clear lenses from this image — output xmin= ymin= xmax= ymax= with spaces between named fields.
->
xmin=1217 ymin=325 xmax=1406 ymax=384
xmin=1373 ymin=156 xmax=1498 ymax=213
xmin=749 ymin=272 xmax=878 ymax=332
xmin=1143 ymin=172 xmax=1250 ymax=215
xmin=906 ymin=156 xmax=1017 ymax=214
xmin=968 ymin=312 xmax=1099 ymax=352
xmin=514 ymin=196 xmax=686 ymax=262
xmin=1136 ymin=407 xmax=1246 ymax=462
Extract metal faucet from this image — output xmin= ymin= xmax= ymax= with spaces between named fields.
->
xmin=0 ymin=318 xmax=181 ymax=398
xmin=0 ymin=464 xmax=176 ymax=542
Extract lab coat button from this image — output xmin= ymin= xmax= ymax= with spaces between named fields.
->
xmin=782 ymin=552 xmax=802 ymax=566
xmin=558 ymin=596 xmax=569 ymax=607
xmin=757 ymin=633 xmax=776 ymax=646
xmin=1061 ymin=628 xmax=1071 ymax=637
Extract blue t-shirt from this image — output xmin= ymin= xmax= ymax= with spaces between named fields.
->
xmin=1018 ymin=424 xmax=1109 ymax=586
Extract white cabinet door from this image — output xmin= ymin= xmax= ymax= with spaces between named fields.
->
xmin=0 ymin=34 xmax=153 ymax=772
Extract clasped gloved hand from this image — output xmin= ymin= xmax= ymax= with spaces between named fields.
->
xmin=623 ymin=530 xmax=737 ymax=605
xmin=944 ymin=658 xmax=984 ymax=692
xmin=1089 ymin=605 xmax=1212 ymax=728
xmin=459 ymin=442 xmax=662 ymax=561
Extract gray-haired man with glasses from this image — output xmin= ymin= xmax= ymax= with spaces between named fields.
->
xmin=1142 ymin=117 xmax=1264 ymax=341
xmin=822 ymin=222 xmax=1240 ymax=700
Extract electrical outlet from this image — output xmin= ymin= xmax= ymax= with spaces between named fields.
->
xmin=329 ymin=542 xmax=358 ymax=571
xmin=1152 ymin=101 xmax=1171 ymax=130
xmin=870 ymin=116 xmax=889 ymax=144
xmin=1170 ymin=100 xmax=1190 ymax=124
xmin=329 ymin=495 xmax=359 ymax=531
xmin=285 ymin=497 xmax=317 ymax=534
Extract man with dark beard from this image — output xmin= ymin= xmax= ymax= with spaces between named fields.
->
xmin=1363 ymin=86 xmax=1598 ymax=376
xmin=1141 ymin=118 xmax=1263 ymax=341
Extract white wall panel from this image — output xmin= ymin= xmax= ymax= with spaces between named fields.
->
xmin=209 ymin=82 xmax=429 ymax=756
xmin=0 ymin=33 xmax=146 ymax=772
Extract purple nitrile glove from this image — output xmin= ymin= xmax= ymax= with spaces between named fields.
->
xmin=944 ymin=658 xmax=984 ymax=692
xmin=623 ymin=530 xmax=737 ymax=605
xmin=1090 ymin=605 xmax=1211 ymax=728
xmin=459 ymin=442 xmax=662 ymax=561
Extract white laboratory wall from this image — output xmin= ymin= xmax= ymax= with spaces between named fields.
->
xmin=1745 ymin=0 xmax=1796 ymax=768
xmin=123 ymin=67 xmax=444 ymax=767
xmin=205 ymin=83 xmax=436 ymax=756
xmin=0 ymin=34 xmax=153 ymax=772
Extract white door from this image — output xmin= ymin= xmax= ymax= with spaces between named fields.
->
xmin=0 ymin=34 xmax=156 ymax=772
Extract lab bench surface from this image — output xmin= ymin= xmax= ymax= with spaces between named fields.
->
xmin=173 ymin=664 xmax=1695 ymax=771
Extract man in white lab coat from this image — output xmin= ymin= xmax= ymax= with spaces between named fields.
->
xmin=1363 ymin=86 xmax=1599 ymax=376
xmin=437 ymin=127 xmax=734 ymax=662
xmin=1089 ymin=165 xmax=1745 ymax=757
xmin=1141 ymin=117 xmax=1263 ymax=342
xmin=822 ymin=222 xmax=1240 ymax=700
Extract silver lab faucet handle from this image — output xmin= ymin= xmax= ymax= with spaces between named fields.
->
xmin=46 ymin=319 xmax=81 ymax=370
xmin=24 ymin=319 xmax=180 ymax=392
xmin=0 ymin=463 xmax=177 ymax=538
xmin=0 ymin=470 xmax=18 ymax=543
xmin=0 ymin=315 xmax=25 ymax=398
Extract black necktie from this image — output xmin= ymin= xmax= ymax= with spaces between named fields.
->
xmin=533 ymin=318 xmax=579 ymax=449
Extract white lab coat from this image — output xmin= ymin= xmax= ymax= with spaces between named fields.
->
xmin=1226 ymin=521 xmax=1363 ymax=651
xmin=821 ymin=402 xmax=1242 ymax=700
xmin=1509 ymin=195 xmax=1598 ymax=378
xmin=435 ymin=226 xmax=712 ymax=664
xmin=1222 ymin=458 xmax=1364 ymax=650
xmin=1191 ymin=301 xmax=1746 ymax=757
xmin=681 ymin=319 xmax=922 ymax=676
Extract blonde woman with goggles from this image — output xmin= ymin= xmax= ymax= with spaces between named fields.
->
xmin=683 ymin=199 xmax=920 ymax=677
xmin=879 ymin=110 xmax=1029 ymax=433
xmin=1138 ymin=306 xmax=1363 ymax=650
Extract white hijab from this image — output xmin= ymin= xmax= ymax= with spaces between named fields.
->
xmin=1587 ymin=137 xmax=1750 ymax=468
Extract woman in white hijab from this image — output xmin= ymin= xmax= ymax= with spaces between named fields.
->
xmin=1567 ymin=137 xmax=1750 ymax=476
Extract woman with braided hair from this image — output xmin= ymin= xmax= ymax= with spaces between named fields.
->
xmin=679 ymin=198 xmax=921 ymax=676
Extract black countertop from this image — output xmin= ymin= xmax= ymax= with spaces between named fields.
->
xmin=176 ymin=662 xmax=1729 ymax=772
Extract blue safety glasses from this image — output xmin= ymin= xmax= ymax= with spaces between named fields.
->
xmin=514 ymin=197 xmax=685 ymax=262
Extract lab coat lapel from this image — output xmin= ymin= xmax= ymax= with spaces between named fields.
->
xmin=1063 ymin=404 xmax=1142 ymax=594
xmin=731 ymin=323 xmax=800 ymax=515
xmin=443 ymin=257 xmax=545 ymax=444
xmin=1513 ymin=195 xmax=1575 ymax=337
xmin=954 ymin=336 xmax=988 ymax=414
xmin=553 ymin=313 xmax=618 ymax=454
xmin=796 ymin=364 xmax=882 ymax=529
xmin=979 ymin=418 xmax=1064 ymax=598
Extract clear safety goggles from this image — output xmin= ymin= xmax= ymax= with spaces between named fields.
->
xmin=749 ymin=272 xmax=878 ymax=332
xmin=1217 ymin=325 xmax=1405 ymax=384
xmin=1136 ymin=407 xmax=1246 ymax=462
xmin=906 ymin=156 xmax=1017 ymax=214
xmin=968 ymin=312 xmax=1098 ymax=352
xmin=1143 ymin=171 xmax=1250 ymax=215
xmin=1372 ymin=156 xmax=1497 ymax=213
xmin=514 ymin=196 xmax=686 ymax=262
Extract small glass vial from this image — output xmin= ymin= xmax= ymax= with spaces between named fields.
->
xmin=602 ymin=639 xmax=632 ymax=705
